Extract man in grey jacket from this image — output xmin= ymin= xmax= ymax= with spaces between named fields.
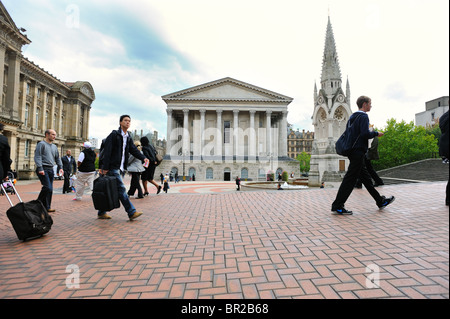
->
xmin=34 ymin=129 xmax=63 ymax=212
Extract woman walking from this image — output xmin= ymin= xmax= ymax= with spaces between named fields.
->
xmin=127 ymin=141 xmax=145 ymax=199
xmin=140 ymin=136 xmax=162 ymax=195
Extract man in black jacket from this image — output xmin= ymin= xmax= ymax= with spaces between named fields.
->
xmin=62 ymin=150 xmax=77 ymax=193
xmin=331 ymin=96 xmax=395 ymax=215
xmin=0 ymin=123 xmax=11 ymax=181
xmin=439 ymin=110 xmax=449 ymax=206
xmin=98 ymin=115 xmax=149 ymax=220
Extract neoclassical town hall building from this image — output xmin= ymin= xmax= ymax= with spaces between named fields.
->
xmin=157 ymin=77 xmax=300 ymax=181
xmin=0 ymin=2 xmax=95 ymax=179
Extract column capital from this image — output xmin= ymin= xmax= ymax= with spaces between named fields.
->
xmin=249 ymin=110 xmax=256 ymax=115
xmin=166 ymin=108 xmax=173 ymax=115
xmin=266 ymin=110 xmax=272 ymax=115
xmin=183 ymin=108 xmax=189 ymax=114
xmin=233 ymin=109 xmax=239 ymax=114
xmin=216 ymin=109 xmax=223 ymax=115
xmin=199 ymin=108 xmax=206 ymax=114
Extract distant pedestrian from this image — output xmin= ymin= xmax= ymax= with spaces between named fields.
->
xmin=0 ymin=123 xmax=11 ymax=182
xmin=97 ymin=115 xmax=149 ymax=220
xmin=73 ymin=141 xmax=96 ymax=201
xmin=331 ymin=96 xmax=395 ymax=215
xmin=235 ymin=176 xmax=241 ymax=191
xmin=140 ymin=136 xmax=161 ymax=195
xmin=163 ymin=173 xmax=170 ymax=193
xmin=127 ymin=141 xmax=145 ymax=199
xmin=277 ymin=183 xmax=283 ymax=190
xmin=34 ymin=129 xmax=63 ymax=212
xmin=62 ymin=149 xmax=77 ymax=193
xmin=439 ymin=110 xmax=449 ymax=206
xmin=175 ymin=172 xmax=179 ymax=183
xmin=160 ymin=173 xmax=164 ymax=185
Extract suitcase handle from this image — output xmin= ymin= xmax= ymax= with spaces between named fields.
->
xmin=1 ymin=180 xmax=23 ymax=207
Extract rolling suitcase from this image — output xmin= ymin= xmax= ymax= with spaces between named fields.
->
xmin=2 ymin=182 xmax=53 ymax=241
xmin=92 ymin=174 xmax=120 ymax=212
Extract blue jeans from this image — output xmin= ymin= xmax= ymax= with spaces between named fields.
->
xmin=98 ymin=169 xmax=136 ymax=217
xmin=37 ymin=167 xmax=54 ymax=210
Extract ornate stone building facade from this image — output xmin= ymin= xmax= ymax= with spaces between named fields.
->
xmin=157 ymin=77 xmax=300 ymax=181
xmin=0 ymin=2 xmax=95 ymax=179
xmin=287 ymin=127 xmax=314 ymax=159
xmin=309 ymin=17 xmax=352 ymax=186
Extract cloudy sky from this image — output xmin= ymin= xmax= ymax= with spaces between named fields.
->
xmin=4 ymin=0 xmax=449 ymax=140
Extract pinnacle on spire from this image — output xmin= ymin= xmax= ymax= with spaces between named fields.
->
xmin=320 ymin=16 xmax=342 ymax=89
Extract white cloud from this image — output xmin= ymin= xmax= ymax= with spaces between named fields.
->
xmin=5 ymin=0 xmax=449 ymax=139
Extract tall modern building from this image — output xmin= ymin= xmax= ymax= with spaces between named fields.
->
xmin=0 ymin=1 xmax=95 ymax=179
xmin=309 ymin=16 xmax=352 ymax=186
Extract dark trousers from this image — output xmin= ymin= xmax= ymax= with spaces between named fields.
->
xmin=63 ymin=170 xmax=71 ymax=193
xmin=332 ymin=150 xmax=383 ymax=209
xmin=356 ymin=158 xmax=384 ymax=187
xmin=37 ymin=167 xmax=54 ymax=210
xmin=128 ymin=172 xmax=143 ymax=198
xmin=446 ymin=176 xmax=449 ymax=206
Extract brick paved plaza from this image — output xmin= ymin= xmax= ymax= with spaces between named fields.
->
xmin=0 ymin=177 xmax=448 ymax=300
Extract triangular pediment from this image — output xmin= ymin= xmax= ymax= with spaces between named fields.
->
xmin=162 ymin=77 xmax=293 ymax=102
xmin=0 ymin=2 xmax=31 ymax=46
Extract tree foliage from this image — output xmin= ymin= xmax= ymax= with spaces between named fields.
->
xmin=296 ymin=152 xmax=311 ymax=173
xmin=373 ymin=118 xmax=439 ymax=170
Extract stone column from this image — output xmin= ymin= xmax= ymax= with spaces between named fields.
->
xmin=199 ymin=109 xmax=206 ymax=158
xmin=0 ymin=43 xmax=6 ymax=94
xmin=6 ymin=51 xmax=21 ymax=119
xmin=166 ymin=108 xmax=173 ymax=156
xmin=233 ymin=109 xmax=239 ymax=158
xmin=216 ymin=109 xmax=222 ymax=158
xmin=280 ymin=110 xmax=288 ymax=157
xmin=183 ymin=109 xmax=189 ymax=156
xmin=266 ymin=110 xmax=272 ymax=156
xmin=249 ymin=110 xmax=256 ymax=159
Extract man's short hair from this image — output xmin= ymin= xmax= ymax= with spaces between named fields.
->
xmin=356 ymin=96 xmax=371 ymax=109
xmin=120 ymin=115 xmax=131 ymax=122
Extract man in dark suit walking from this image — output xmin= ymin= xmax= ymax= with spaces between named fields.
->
xmin=331 ymin=96 xmax=395 ymax=215
xmin=62 ymin=150 xmax=77 ymax=193
xmin=439 ymin=110 xmax=449 ymax=206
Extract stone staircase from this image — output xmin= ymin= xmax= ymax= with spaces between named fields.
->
xmin=377 ymin=158 xmax=449 ymax=185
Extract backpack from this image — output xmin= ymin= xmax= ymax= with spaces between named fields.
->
xmin=335 ymin=114 xmax=362 ymax=156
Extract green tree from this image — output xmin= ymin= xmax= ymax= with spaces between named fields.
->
xmin=374 ymin=119 xmax=439 ymax=170
xmin=296 ymin=152 xmax=311 ymax=173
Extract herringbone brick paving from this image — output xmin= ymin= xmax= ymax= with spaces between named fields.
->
xmin=0 ymin=179 xmax=448 ymax=299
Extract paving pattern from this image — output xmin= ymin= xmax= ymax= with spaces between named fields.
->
xmin=0 ymin=178 xmax=448 ymax=299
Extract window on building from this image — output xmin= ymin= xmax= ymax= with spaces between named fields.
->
xmin=224 ymin=121 xmax=231 ymax=143
xmin=24 ymin=104 xmax=29 ymax=127
xmin=241 ymin=168 xmax=248 ymax=180
xmin=206 ymin=167 xmax=214 ymax=180
xmin=36 ymin=108 xmax=40 ymax=129
xmin=25 ymin=140 xmax=31 ymax=158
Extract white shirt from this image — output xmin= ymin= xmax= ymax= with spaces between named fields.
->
xmin=120 ymin=130 xmax=128 ymax=171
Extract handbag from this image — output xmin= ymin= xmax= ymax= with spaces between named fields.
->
xmin=155 ymin=154 xmax=163 ymax=166
xmin=335 ymin=114 xmax=362 ymax=156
